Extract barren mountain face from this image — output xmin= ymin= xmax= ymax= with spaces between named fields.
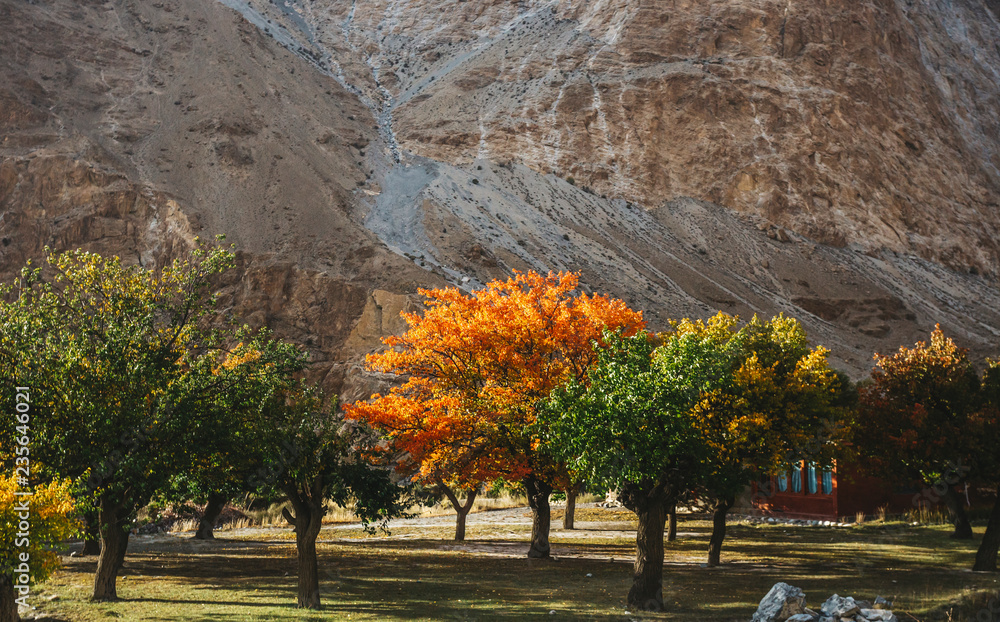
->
xmin=2 ymin=0 xmax=999 ymax=394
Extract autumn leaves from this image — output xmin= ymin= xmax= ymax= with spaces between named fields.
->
xmin=345 ymin=271 xmax=852 ymax=611
xmin=347 ymin=270 xmax=1000 ymax=611
xmin=345 ymin=271 xmax=644 ymax=557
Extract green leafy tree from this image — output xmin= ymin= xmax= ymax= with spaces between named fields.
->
xmin=542 ymin=314 xmax=851 ymax=610
xmin=0 ymin=243 xmax=301 ymax=601
xmin=542 ymin=331 xmax=706 ymax=610
xmin=165 ymin=341 xmax=308 ymax=540
xmin=673 ymin=314 xmax=851 ymax=566
xmin=256 ymin=384 xmax=409 ymax=609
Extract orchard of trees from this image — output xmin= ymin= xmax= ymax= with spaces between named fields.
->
xmin=0 ymin=242 xmax=407 ymax=620
xmin=1 ymin=245 xmax=998 ymax=620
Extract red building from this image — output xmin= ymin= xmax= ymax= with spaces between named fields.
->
xmin=753 ymin=461 xmax=917 ymax=520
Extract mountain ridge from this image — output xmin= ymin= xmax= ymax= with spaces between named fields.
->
xmin=2 ymin=0 xmax=999 ymax=396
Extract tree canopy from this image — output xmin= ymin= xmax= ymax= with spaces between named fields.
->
xmin=856 ymin=326 xmax=1000 ymax=567
xmin=346 ymin=271 xmax=644 ymax=556
xmin=541 ymin=313 xmax=851 ymax=608
xmin=0 ymin=242 xmax=304 ymax=600
xmin=260 ymin=384 xmax=409 ymax=608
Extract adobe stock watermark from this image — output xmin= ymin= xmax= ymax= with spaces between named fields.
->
xmin=13 ymin=386 xmax=33 ymax=609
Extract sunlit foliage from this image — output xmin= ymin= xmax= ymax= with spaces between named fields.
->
xmin=346 ymin=271 xmax=645 ymax=488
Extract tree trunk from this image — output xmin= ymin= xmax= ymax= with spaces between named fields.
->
xmin=972 ymin=485 xmax=1000 ymax=572
xmin=79 ymin=502 xmax=101 ymax=556
xmin=295 ymin=524 xmax=321 ymax=609
xmin=195 ymin=492 xmax=228 ymax=540
xmin=523 ymin=476 xmax=553 ymax=558
xmin=82 ymin=518 xmax=101 ymax=556
xmin=627 ymin=493 xmax=667 ymax=611
xmin=439 ymin=484 xmax=478 ymax=542
xmin=1 ymin=574 xmax=19 ymax=622
xmin=92 ymin=501 xmax=130 ymax=601
xmin=564 ymin=485 xmax=579 ymax=530
xmin=944 ymin=483 xmax=974 ymax=539
xmin=707 ymin=496 xmax=734 ymax=567
xmin=666 ymin=502 xmax=677 ymax=542
xmin=283 ymin=479 xmax=326 ymax=609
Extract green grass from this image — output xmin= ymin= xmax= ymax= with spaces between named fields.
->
xmin=28 ymin=508 xmax=1000 ymax=621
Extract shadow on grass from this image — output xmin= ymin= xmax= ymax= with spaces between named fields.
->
xmin=43 ymin=522 xmax=998 ymax=621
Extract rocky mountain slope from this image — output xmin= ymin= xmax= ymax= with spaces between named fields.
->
xmin=2 ymin=0 xmax=999 ymax=395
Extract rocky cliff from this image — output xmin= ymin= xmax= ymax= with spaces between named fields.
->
xmin=2 ymin=0 xmax=999 ymax=394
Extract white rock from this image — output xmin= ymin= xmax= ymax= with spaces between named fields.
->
xmin=860 ymin=609 xmax=897 ymax=622
xmin=752 ymin=582 xmax=807 ymax=622
xmin=820 ymin=595 xmax=860 ymax=618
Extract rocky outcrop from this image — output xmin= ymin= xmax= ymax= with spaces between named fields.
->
xmin=239 ymin=0 xmax=1000 ymax=276
xmin=0 ymin=0 xmax=435 ymax=397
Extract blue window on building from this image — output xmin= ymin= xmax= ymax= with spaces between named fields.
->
xmin=792 ymin=466 xmax=802 ymax=493
xmin=822 ymin=469 xmax=834 ymax=495
xmin=777 ymin=472 xmax=788 ymax=492
xmin=807 ymin=464 xmax=818 ymax=494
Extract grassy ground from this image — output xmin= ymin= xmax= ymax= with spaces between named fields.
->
xmin=28 ymin=506 xmax=1000 ymax=621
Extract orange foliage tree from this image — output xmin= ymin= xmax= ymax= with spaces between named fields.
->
xmin=856 ymin=326 xmax=983 ymax=540
xmin=345 ymin=271 xmax=644 ymax=554
xmin=856 ymin=326 xmax=1000 ymax=571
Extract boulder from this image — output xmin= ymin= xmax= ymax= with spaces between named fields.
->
xmin=752 ymin=583 xmax=807 ymax=622
xmin=860 ymin=609 xmax=898 ymax=622
xmin=820 ymin=595 xmax=860 ymax=618
xmin=750 ymin=585 xmax=898 ymax=622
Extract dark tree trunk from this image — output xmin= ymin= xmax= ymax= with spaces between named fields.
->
xmin=944 ymin=483 xmax=974 ymax=539
xmin=79 ymin=502 xmax=101 ymax=556
xmin=1 ymin=574 xmax=19 ymax=622
xmin=195 ymin=492 xmax=228 ymax=540
xmin=973 ymin=485 xmax=1000 ymax=572
xmin=523 ymin=476 xmax=553 ymax=558
xmin=82 ymin=518 xmax=101 ymax=556
xmin=666 ymin=502 xmax=677 ymax=542
xmin=92 ymin=500 xmax=130 ymax=601
xmin=439 ymin=484 xmax=478 ymax=542
xmin=564 ymin=484 xmax=579 ymax=530
xmin=283 ymin=478 xmax=326 ymax=609
xmin=707 ymin=496 xmax=734 ymax=567
xmin=295 ymin=526 xmax=321 ymax=609
xmin=620 ymin=483 xmax=667 ymax=612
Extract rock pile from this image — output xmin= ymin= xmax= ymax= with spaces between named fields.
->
xmin=752 ymin=583 xmax=896 ymax=622
xmin=744 ymin=516 xmax=855 ymax=528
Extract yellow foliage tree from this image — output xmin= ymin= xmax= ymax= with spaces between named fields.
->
xmin=1 ymin=475 xmax=79 ymax=622
xmin=670 ymin=313 xmax=851 ymax=566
